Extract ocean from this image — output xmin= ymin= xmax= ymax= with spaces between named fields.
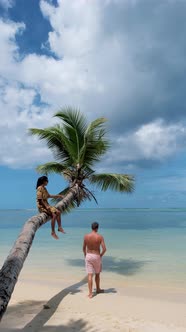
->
xmin=0 ymin=208 xmax=186 ymax=289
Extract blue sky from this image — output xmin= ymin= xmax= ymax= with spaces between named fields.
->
xmin=0 ymin=0 xmax=186 ymax=209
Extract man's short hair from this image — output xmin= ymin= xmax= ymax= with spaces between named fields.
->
xmin=91 ymin=222 xmax=99 ymax=230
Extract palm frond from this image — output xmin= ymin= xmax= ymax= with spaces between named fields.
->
xmin=80 ymin=140 xmax=109 ymax=167
xmin=85 ymin=117 xmax=107 ymax=137
xmin=36 ymin=162 xmax=67 ymax=175
xmin=29 ymin=127 xmax=75 ymax=165
xmin=73 ymin=186 xmax=96 ymax=207
xmin=55 ymin=107 xmax=87 ymax=134
xmin=83 ymin=186 xmax=98 ymax=204
xmin=51 ymin=185 xmax=95 ymax=209
xmin=80 ymin=117 xmax=110 ymax=167
xmin=89 ymin=173 xmax=135 ymax=193
xmin=51 ymin=187 xmax=77 ymax=214
xmin=55 ymin=108 xmax=87 ymax=164
xmin=81 ymin=167 xmax=95 ymax=179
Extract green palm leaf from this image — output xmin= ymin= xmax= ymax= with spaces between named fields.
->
xmin=29 ymin=127 xmax=73 ymax=164
xmin=55 ymin=108 xmax=87 ymax=165
xmin=36 ymin=162 xmax=67 ymax=175
xmin=89 ymin=173 xmax=135 ymax=192
xmin=80 ymin=118 xmax=110 ymax=167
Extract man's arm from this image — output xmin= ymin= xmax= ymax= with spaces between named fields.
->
xmin=83 ymin=236 xmax=87 ymax=257
xmin=100 ymin=236 xmax=106 ymax=257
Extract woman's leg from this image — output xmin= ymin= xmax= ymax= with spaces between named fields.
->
xmin=51 ymin=213 xmax=59 ymax=239
xmin=56 ymin=210 xmax=65 ymax=233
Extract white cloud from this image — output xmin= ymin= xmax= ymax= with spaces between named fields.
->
xmin=135 ymin=120 xmax=186 ymax=159
xmin=0 ymin=19 xmax=25 ymax=78
xmin=0 ymin=1 xmax=186 ymax=169
xmin=105 ymin=120 xmax=186 ymax=166
xmin=40 ymin=0 xmax=100 ymax=58
xmin=0 ymin=81 xmax=53 ymax=168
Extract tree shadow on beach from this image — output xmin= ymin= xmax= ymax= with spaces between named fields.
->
xmin=1 ymin=318 xmax=96 ymax=332
xmin=0 ymin=257 xmax=145 ymax=331
xmin=1 ymin=277 xmax=88 ymax=332
xmin=66 ymin=255 xmax=148 ymax=276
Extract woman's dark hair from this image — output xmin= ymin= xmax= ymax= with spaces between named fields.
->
xmin=36 ymin=176 xmax=48 ymax=189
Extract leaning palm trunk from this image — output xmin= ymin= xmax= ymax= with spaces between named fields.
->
xmin=0 ymin=185 xmax=78 ymax=321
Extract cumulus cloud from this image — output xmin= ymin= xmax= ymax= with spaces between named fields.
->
xmin=40 ymin=0 xmax=101 ymax=58
xmin=38 ymin=0 xmax=186 ymax=133
xmin=104 ymin=120 xmax=186 ymax=169
xmin=1 ymin=0 xmax=186 ymax=169
xmin=0 ymin=19 xmax=24 ymax=74
xmin=0 ymin=80 xmax=53 ymax=168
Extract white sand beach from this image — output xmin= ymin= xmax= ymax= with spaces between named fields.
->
xmin=1 ymin=209 xmax=186 ymax=332
xmin=1 ymin=271 xmax=186 ymax=332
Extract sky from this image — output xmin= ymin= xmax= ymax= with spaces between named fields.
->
xmin=0 ymin=0 xmax=186 ymax=209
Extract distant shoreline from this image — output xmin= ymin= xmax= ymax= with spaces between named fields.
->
xmin=1 ymin=207 xmax=186 ymax=211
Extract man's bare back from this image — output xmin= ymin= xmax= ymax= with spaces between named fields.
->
xmin=83 ymin=232 xmax=105 ymax=255
xmin=83 ymin=226 xmax=106 ymax=258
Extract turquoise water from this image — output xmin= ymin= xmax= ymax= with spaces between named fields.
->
xmin=0 ymin=209 xmax=186 ymax=288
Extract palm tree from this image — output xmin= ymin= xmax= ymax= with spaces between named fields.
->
xmin=30 ymin=108 xmax=134 ymax=207
xmin=0 ymin=108 xmax=134 ymax=320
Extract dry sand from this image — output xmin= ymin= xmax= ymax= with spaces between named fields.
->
xmin=1 ymin=273 xmax=186 ymax=332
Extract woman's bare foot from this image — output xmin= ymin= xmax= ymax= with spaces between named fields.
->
xmin=51 ymin=232 xmax=59 ymax=240
xmin=88 ymin=293 xmax=93 ymax=299
xmin=58 ymin=227 xmax=66 ymax=234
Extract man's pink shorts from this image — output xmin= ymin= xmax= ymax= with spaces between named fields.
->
xmin=85 ymin=253 xmax=102 ymax=274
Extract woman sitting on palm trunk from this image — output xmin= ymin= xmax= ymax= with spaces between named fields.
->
xmin=36 ymin=176 xmax=65 ymax=240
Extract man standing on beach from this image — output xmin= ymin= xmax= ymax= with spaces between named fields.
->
xmin=83 ymin=222 xmax=106 ymax=298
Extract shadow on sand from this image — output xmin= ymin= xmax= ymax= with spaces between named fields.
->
xmin=1 ymin=276 xmax=118 ymax=332
xmin=0 ymin=276 xmax=116 ymax=332
xmin=1 ymin=278 xmax=88 ymax=332
xmin=1 ymin=318 xmax=97 ymax=332
xmin=66 ymin=255 xmax=148 ymax=276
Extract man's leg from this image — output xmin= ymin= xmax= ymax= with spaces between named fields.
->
xmin=95 ymin=273 xmax=104 ymax=293
xmin=88 ymin=273 xmax=93 ymax=298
